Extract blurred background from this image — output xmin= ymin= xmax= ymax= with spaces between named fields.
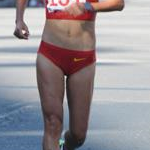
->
xmin=0 ymin=0 xmax=43 ymax=7
xmin=0 ymin=0 xmax=150 ymax=150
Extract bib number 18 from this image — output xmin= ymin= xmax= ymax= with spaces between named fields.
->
xmin=47 ymin=0 xmax=86 ymax=11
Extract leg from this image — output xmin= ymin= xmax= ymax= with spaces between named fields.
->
xmin=36 ymin=54 xmax=65 ymax=150
xmin=64 ymin=63 xmax=96 ymax=150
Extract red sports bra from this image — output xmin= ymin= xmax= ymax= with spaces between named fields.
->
xmin=45 ymin=0 xmax=97 ymax=20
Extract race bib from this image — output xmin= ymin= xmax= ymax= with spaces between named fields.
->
xmin=47 ymin=0 xmax=86 ymax=12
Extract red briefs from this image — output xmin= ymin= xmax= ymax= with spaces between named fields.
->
xmin=38 ymin=41 xmax=96 ymax=76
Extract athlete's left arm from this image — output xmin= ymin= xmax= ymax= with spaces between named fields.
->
xmin=91 ymin=0 xmax=125 ymax=12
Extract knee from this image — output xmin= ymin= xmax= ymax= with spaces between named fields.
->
xmin=45 ymin=114 xmax=62 ymax=133
xmin=65 ymin=130 xmax=86 ymax=148
xmin=72 ymin=132 xmax=86 ymax=147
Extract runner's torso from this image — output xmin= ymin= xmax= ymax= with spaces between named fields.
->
xmin=42 ymin=0 xmax=98 ymax=50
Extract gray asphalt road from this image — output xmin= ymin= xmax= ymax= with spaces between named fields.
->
xmin=0 ymin=1 xmax=150 ymax=150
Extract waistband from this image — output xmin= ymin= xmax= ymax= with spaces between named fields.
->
xmin=39 ymin=41 xmax=95 ymax=54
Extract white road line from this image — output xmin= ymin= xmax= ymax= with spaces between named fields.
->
xmin=0 ymin=54 xmax=36 ymax=61
xmin=0 ymin=105 xmax=33 ymax=120
xmin=0 ymin=129 xmax=148 ymax=137
xmin=0 ymin=131 xmax=43 ymax=136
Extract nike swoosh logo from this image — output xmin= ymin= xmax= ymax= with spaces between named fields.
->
xmin=74 ymin=58 xmax=86 ymax=62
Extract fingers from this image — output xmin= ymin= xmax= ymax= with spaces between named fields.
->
xmin=13 ymin=28 xmax=29 ymax=39
xmin=64 ymin=3 xmax=85 ymax=16
xmin=13 ymin=22 xmax=30 ymax=40
xmin=14 ymin=28 xmax=29 ymax=40
xmin=24 ymin=25 xmax=30 ymax=36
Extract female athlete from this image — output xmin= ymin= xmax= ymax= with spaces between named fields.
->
xmin=14 ymin=0 xmax=124 ymax=150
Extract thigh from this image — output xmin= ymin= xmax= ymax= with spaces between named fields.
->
xmin=66 ymin=63 xmax=96 ymax=134
xmin=36 ymin=54 xmax=65 ymax=121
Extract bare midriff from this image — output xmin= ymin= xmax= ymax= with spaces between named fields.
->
xmin=42 ymin=19 xmax=96 ymax=51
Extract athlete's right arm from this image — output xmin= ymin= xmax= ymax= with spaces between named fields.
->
xmin=14 ymin=0 xmax=30 ymax=40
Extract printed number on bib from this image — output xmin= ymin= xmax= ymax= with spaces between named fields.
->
xmin=47 ymin=0 xmax=86 ymax=12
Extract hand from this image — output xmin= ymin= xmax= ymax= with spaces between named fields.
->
xmin=14 ymin=20 xmax=30 ymax=40
xmin=64 ymin=2 xmax=86 ymax=17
